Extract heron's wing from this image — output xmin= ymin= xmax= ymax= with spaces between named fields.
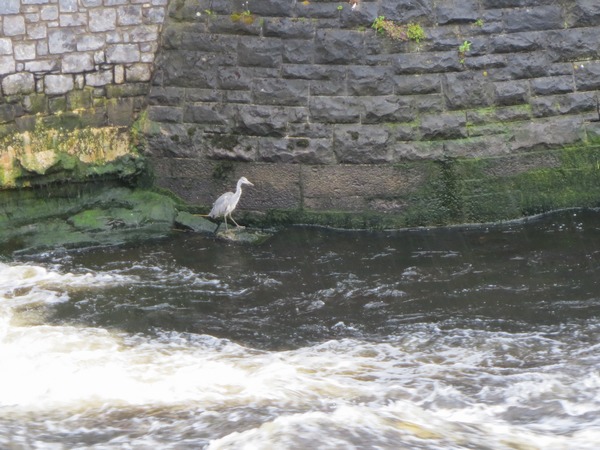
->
xmin=209 ymin=192 xmax=234 ymax=218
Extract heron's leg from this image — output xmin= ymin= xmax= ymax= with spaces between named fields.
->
xmin=223 ymin=215 xmax=228 ymax=230
xmin=230 ymin=216 xmax=242 ymax=227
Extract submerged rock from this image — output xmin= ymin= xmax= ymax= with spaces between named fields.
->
xmin=215 ymin=227 xmax=273 ymax=244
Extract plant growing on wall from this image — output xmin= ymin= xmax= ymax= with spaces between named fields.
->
xmin=458 ymin=40 xmax=471 ymax=64
xmin=372 ymin=16 xmax=425 ymax=43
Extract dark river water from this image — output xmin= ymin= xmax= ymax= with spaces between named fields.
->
xmin=1 ymin=208 xmax=599 ymax=449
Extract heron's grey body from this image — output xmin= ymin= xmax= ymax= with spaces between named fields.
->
xmin=209 ymin=176 xmax=254 ymax=230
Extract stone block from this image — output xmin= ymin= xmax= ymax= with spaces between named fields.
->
xmin=380 ymin=0 xmax=435 ymax=23
xmin=148 ymin=86 xmax=185 ymax=106
xmin=235 ymin=104 xmax=287 ymax=137
xmin=25 ymin=59 xmax=59 ymax=72
xmin=49 ymin=28 xmax=77 ymax=54
xmin=0 ymin=38 xmax=12 ymax=56
xmin=62 ymin=53 xmax=94 ymax=73
xmin=3 ymin=15 xmax=25 ymax=36
xmin=0 ymin=104 xmax=18 ymax=124
xmin=59 ymin=0 xmax=78 ymax=13
xmin=283 ymin=39 xmax=314 ymax=64
xmin=14 ymin=42 xmax=36 ymax=61
xmin=118 ymin=5 xmax=143 ymax=25
xmin=0 ymin=55 xmax=15 ymax=75
xmin=503 ymin=6 xmax=564 ymax=33
xmin=303 ymin=165 xmax=423 ymax=207
xmin=126 ymin=63 xmax=152 ymax=82
xmin=252 ymin=78 xmax=308 ymax=106
xmin=281 ymin=64 xmax=345 ymax=81
xmin=0 ymin=0 xmax=20 ymax=15
xmin=45 ymin=74 xmax=74 ymax=95
xmin=546 ymin=28 xmax=599 ymax=63
xmin=511 ymin=117 xmax=585 ymax=152
xmin=27 ymin=23 xmax=47 ymax=40
xmin=77 ymin=35 xmax=106 ymax=52
xmin=238 ymin=38 xmax=283 ymax=68
xmin=531 ymin=92 xmax=597 ymax=118
xmin=494 ymin=80 xmax=529 ymax=106
xmin=309 ymin=96 xmax=362 ymax=123
xmin=183 ymin=103 xmax=228 ymax=125
xmin=347 ymin=66 xmax=394 ymax=96
xmin=48 ymin=96 xmax=68 ymax=114
xmin=394 ymin=52 xmax=462 ymax=75
xmin=85 ymin=70 xmax=113 ymax=87
xmin=567 ymin=0 xmax=600 ymax=27
xmin=60 ymin=13 xmax=87 ymax=27
xmin=90 ymin=8 xmax=117 ymax=32
xmin=144 ymin=7 xmax=165 ymax=24
xmin=105 ymin=83 xmax=149 ymax=98
xmin=246 ymin=0 xmax=293 ymax=17
xmin=315 ymin=30 xmax=364 ymax=65
xmin=419 ymin=112 xmax=467 ymax=141
xmin=40 ymin=5 xmax=59 ymax=20
xmin=2 ymin=73 xmax=35 ymax=96
xmin=394 ymin=74 xmax=442 ymax=95
xmin=530 ymin=75 xmax=574 ymax=96
xmin=435 ymin=0 xmax=479 ymax=24
xmin=333 ymin=124 xmax=392 ymax=164
xmin=130 ymin=25 xmax=159 ymax=42
xmin=263 ymin=18 xmax=315 ymax=39
xmin=148 ymin=105 xmax=184 ymax=123
xmin=359 ymin=96 xmax=413 ymax=124
xmin=489 ymin=32 xmax=539 ymax=54
xmin=22 ymin=94 xmax=48 ymax=114
xmin=574 ymin=62 xmax=600 ymax=91
xmin=66 ymin=89 xmax=93 ymax=110
xmin=442 ymin=72 xmax=494 ymax=110
xmin=106 ymin=44 xmax=141 ymax=63
xmin=107 ymin=97 xmax=135 ymax=126
xmin=257 ymin=137 xmax=335 ymax=164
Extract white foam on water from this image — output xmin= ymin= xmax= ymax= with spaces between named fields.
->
xmin=1 ymin=262 xmax=599 ymax=449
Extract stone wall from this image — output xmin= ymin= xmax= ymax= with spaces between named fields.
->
xmin=145 ymin=0 xmax=600 ymax=226
xmin=0 ymin=0 xmax=168 ymax=135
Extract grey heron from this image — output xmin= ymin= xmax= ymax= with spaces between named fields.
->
xmin=209 ymin=176 xmax=254 ymax=230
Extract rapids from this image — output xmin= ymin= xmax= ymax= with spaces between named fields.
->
xmin=1 ymin=208 xmax=599 ymax=449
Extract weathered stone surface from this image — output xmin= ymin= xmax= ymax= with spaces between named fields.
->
xmin=4 ymin=15 xmax=26 ymax=36
xmin=238 ymin=38 xmax=282 ymax=68
xmin=574 ymin=62 xmax=600 ymax=91
xmin=257 ymin=137 xmax=335 ymax=164
xmin=420 ymin=113 xmax=467 ymax=141
xmin=333 ymin=125 xmax=392 ymax=164
xmin=435 ymin=0 xmax=480 ymax=25
xmin=568 ymin=0 xmax=600 ymax=27
xmin=62 ymin=53 xmax=94 ymax=73
xmin=443 ymin=72 xmax=495 ymax=110
xmin=44 ymin=74 xmax=74 ymax=94
xmin=48 ymin=28 xmax=76 ymax=54
xmin=309 ymin=97 xmax=362 ymax=124
xmin=530 ymin=76 xmax=574 ymax=96
xmin=0 ymin=0 xmax=20 ymax=15
xmin=315 ymin=30 xmax=364 ymax=65
xmin=2 ymin=72 xmax=35 ymax=96
xmin=89 ymin=8 xmax=117 ymax=32
xmin=106 ymin=44 xmax=141 ymax=63
xmin=347 ymin=66 xmax=394 ymax=96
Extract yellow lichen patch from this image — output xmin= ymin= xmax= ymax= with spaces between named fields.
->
xmin=18 ymin=149 xmax=60 ymax=174
xmin=0 ymin=120 xmax=140 ymax=188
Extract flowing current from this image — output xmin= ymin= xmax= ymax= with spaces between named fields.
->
xmin=1 ymin=209 xmax=599 ymax=449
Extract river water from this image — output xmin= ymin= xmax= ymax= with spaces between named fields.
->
xmin=1 ymin=208 xmax=599 ymax=449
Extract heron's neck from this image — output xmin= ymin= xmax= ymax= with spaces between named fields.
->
xmin=234 ymin=180 xmax=244 ymax=198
